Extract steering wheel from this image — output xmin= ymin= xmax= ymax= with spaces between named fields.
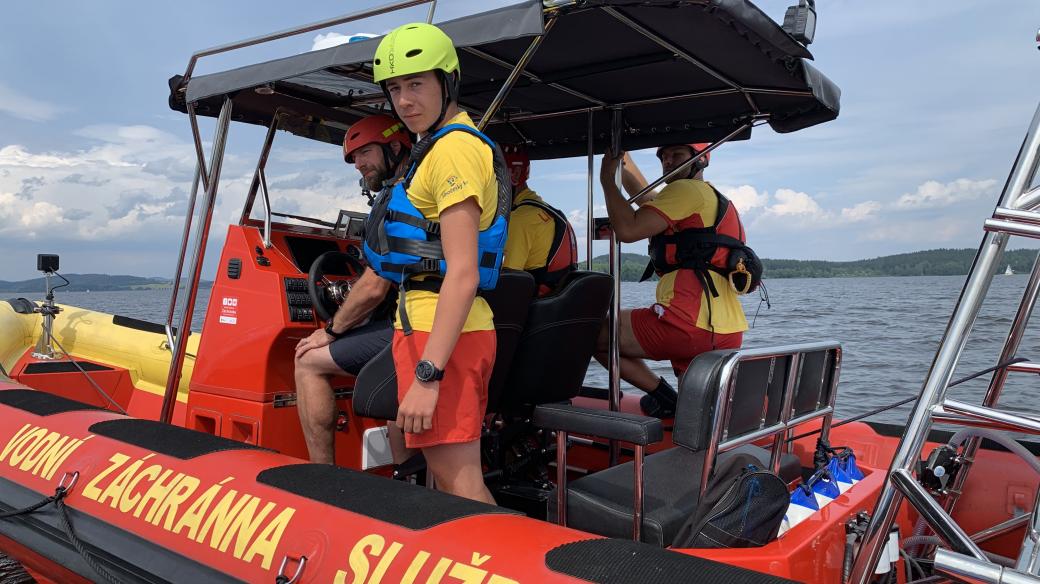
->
xmin=307 ymin=251 xmax=365 ymax=322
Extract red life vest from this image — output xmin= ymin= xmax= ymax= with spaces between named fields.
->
xmin=641 ymin=183 xmax=761 ymax=297
xmin=514 ymin=198 xmax=578 ymax=296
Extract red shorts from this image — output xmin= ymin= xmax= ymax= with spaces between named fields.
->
xmin=392 ymin=329 xmax=496 ymax=449
xmin=630 ymin=305 xmax=742 ymax=376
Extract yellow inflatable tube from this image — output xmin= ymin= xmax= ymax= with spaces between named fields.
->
xmin=0 ymin=302 xmax=198 ymax=402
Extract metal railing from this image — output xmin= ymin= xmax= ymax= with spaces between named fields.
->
xmin=849 ymin=100 xmax=1040 ymax=583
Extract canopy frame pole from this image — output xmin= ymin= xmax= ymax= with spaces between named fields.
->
xmin=179 ymin=0 xmax=435 ymax=87
xmin=461 ymin=45 xmax=606 ymax=107
xmin=476 ymin=16 xmax=558 ymax=131
xmin=160 ymin=97 xmax=234 ymax=424
xmin=164 ymin=102 xmax=213 ymax=354
xmin=586 ymin=109 xmax=595 ymax=270
xmin=241 ymin=111 xmax=283 ymax=248
xmin=601 ymin=6 xmax=760 ymax=113
xmin=625 ymin=118 xmax=764 ymax=206
xmin=608 ymin=107 xmax=624 ymax=466
xmin=425 ymin=0 xmax=437 ymax=23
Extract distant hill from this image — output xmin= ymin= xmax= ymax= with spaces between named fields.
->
xmin=590 ymin=248 xmax=1039 ymax=282
xmin=0 ymin=274 xmax=213 ymax=293
xmin=1 ymin=248 xmax=1034 ymax=290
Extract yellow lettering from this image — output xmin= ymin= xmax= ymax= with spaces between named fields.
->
xmin=369 ymin=540 xmax=402 ymax=584
xmin=82 ymin=453 xmax=130 ymax=502
xmin=348 ymin=534 xmax=385 ymax=584
xmin=135 ymin=470 xmax=180 ymax=520
xmin=98 ymin=459 xmax=144 ymax=508
xmin=119 ymin=464 xmax=161 ymax=513
xmin=17 ymin=431 xmax=59 ymax=471
xmin=151 ymin=475 xmax=200 ymax=530
xmin=8 ymin=428 xmax=46 ymax=466
xmin=44 ymin=436 xmax=92 ymax=481
xmin=27 ymin=435 xmax=68 ymax=477
xmin=449 ymin=562 xmax=487 ymax=584
xmin=171 ymin=482 xmax=221 ymax=540
xmin=486 ymin=576 xmax=520 ymax=584
xmin=241 ymin=506 xmax=295 ymax=570
xmin=0 ymin=424 xmax=33 ymax=462
xmin=471 ymin=553 xmax=491 ymax=568
xmin=426 ymin=558 xmax=452 ymax=584
xmin=198 ymin=490 xmax=250 ymax=548
xmin=402 ymin=551 xmax=431 ymax=584
xmin=333 ymin=571 xmax=349 ymax=584
xmin=219 ymin=499 xmax=274 ymax=559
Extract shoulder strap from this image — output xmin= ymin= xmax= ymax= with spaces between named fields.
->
xmin=515 ymin=198 xmax=568 ymax=270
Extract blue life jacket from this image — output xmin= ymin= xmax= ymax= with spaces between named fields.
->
xmin=363 ymin=123 xmax=511 ymax=333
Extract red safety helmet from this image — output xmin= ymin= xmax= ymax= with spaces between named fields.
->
xmin=502 ymin=144 xmax=530 ymax=188
xmin=656 ymin=143 xmax=711 ymax=165
xmin=343 ymin=115 xmax=412 ymax=163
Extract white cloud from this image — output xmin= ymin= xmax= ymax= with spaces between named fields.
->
xmin=895 ymin=178 xmax=997 ymax=209
xmin=840 ymin=200 xmax=882 ymax=223
xmin=0 ymin=84 xmax=68 ymax=122
xmin=718 ymin=184 xmax=769 ymax=213
xmin=311 ymin=32 xmax=378 ymax=52
xmin=764 ymin=189 xmax=827 ymax=219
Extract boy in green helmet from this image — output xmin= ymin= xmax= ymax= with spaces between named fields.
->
xmin=369 ymin=22 xmax=503 ymax=504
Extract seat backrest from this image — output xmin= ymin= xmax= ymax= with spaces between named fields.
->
xmin=482 ymin=270 xmax=537 ymax=413
xmin=673 ymin=341 xmax=842 ymax=454
xmin=500 ymin=271 xmax=613 ymax=411
xmin=352 ymin=271 xmax=536 ymax=421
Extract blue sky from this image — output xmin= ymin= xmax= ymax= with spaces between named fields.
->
xmin=1 ymin=1 xmax=1039 ymax=281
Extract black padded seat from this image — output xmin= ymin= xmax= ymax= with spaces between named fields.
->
xmin=549 ymin=445 xmax=801 ymax=547
xmin=500 ymin=271 xmax=612 ymax=412
xmin=352 ymin=271 xmax=536 ymax=420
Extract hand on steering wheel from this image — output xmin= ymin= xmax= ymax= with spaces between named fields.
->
xmin=307 ymin=251 xmax=365 ymax=323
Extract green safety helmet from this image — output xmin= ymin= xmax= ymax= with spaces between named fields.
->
xmin=373 ymin=22 xmax=461 ymax=131
xmin=373 ymin=22 xmax=460 ymax=83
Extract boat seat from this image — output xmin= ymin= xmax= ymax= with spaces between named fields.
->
xmin=549 ymin=445 xmax=801 ymax=547
xmin=497 ymin=270 xmax=613 ymax=413
xmin=352 ymin=270 xmax=536 ymax=421
xmin=536 ymin=341 xmax=841 ymax=546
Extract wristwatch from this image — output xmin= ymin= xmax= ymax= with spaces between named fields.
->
xmin=415 ymin=359 xmax=445 ymax=383
xmin=324 ymin=322 xmax=346 ymax=339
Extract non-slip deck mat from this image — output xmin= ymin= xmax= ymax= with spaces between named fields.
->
xmin=88 ymin=419 xmax=268 ymax=459
xmin=24 ymin=361 xmax=112 ymax=374
xmin=112 ymin=314 xmax=173 ymax=336
xmin=257 ymin=464 xmax=519 ymax=529
xmin=0 ymin=389 xmax=107 ymax=416
xmin=545 ymin=539 xmax=799 ymax=584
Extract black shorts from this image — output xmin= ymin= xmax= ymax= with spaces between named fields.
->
xmin=329 ymin=319 xmax=393 ymax=375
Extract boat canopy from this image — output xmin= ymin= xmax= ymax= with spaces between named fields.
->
xmin=168 ymin=0 xmax=840 ymax=159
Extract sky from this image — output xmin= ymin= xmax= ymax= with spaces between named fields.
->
xmin=1 ymin=1 xmax=1039 ymax=281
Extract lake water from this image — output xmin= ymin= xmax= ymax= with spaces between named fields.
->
xmin=19 ymin=274 xmax=1040 ymax=426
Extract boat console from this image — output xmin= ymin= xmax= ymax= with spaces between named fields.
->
xmin=186 ymin=219 xmax=383 ymax=467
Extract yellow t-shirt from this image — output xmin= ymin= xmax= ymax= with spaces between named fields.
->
xmin=395 ymin=111 xmax=498 ymax=333
xmin=643 ymin=180 xmax=748 ymax=334
xmin=502 ymin=188 xmax=556 ymax=272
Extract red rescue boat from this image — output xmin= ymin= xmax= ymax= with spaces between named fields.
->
xmin=2 ymin=2 xmax=1040 ymax=583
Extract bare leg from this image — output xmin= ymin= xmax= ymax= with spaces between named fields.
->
xmin=594 ymin=309 xmax=662 ymax=392
xmin=386 ymin=421 xmax=417 ymax=465
xmin=422 ymin=440 xmax=495 ymax=504
xmin=294 ymin=346 xmax=343 ymax=464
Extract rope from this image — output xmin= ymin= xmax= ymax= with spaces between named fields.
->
xmin=787 ymin=357 xmax=1028 ymax=443
xmin=0 ymin=475 xmax=124 ymax=584
xmin=48 ymin=335 xmax=127 ymax=415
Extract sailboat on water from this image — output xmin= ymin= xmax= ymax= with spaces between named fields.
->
xmin=1005 ymin=264 xmax=1015 ymax=275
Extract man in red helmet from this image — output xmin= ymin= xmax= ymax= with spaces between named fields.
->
xmin=501 ymin=145 xmax=578 ymax=296
xmin=598 ymin=143 xmax=748 ymax=418
xmin=293 ymin=114 xmax=412 ymax=464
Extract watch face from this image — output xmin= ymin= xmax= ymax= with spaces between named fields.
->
xmin=416 ymin=360 xmax=434 ymax=382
